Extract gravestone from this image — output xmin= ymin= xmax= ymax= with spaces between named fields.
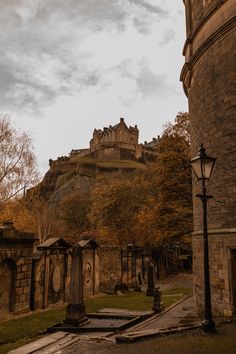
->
xmin=64 ymin=245 xmax=89 ymax=326
xmin=146 ymin=262 xmax=154 ymax=296
xmin=152 ymin=287 xmax=165 ymax=313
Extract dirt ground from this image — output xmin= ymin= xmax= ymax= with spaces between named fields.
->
xmin=61 ymin=322 xmax=236 ymax=354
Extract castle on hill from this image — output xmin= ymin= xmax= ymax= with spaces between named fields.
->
xmin=50 ymin=118 xmax=160 ymax=168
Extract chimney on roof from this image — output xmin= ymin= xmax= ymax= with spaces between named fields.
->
xmin=120 ymin=117 xmax=124 ymax=123
xmin=135 ymin=125 xmax=137 ymax=128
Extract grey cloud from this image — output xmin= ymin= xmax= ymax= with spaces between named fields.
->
xmin=0 ymin=0 xmax=130 ymax=114
xmin=159 ymin=29 xmax=175 ymax=46
xmin=31 ymin=0 xmax=128 ymax=32
xmin=133 ymin=17 xmax=152 ymax=34
xmin=135 ymin=65 xmax=174 ymax=99
xmin=127 ymin=0 xmax=168 ymax=15
xmin=0 ymin=0 xmax=171 ymax=114
xmin=128 ymin=0 xmax=169 ymax=34
xmin=116 ymin=60 xmax=175 ymax=101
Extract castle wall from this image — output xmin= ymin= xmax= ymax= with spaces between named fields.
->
xmin=181 ymin=0 xmax=236 ymax=317
xmin=92 ymin=147 xmax=120 ymax=160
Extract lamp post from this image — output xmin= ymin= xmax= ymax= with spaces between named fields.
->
xmin=190 ymin=143 xmax=216 ymax=333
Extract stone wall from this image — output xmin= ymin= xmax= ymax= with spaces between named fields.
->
xmin=82 ymin=248 xmax=99 ymax=297
xmin=32 ymin=238 xmax=71 ymax=310
xmin=0 ymin=222 xmax=35 ymax=319
xmin=97 ymin=246 xmax=123 ymax=292
xmin=0 ymin=227 xmax=187 ymax=320
xmin=181 ymin=0 xmax=236 ymax=316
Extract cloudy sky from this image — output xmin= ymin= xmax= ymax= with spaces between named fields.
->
xmin=0 ymin=0 xmax=188 ymax=174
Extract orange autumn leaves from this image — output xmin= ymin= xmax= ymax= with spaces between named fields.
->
xmin=88 ymin=112 xmax=193 ymax=246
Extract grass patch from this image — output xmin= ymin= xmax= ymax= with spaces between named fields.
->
xmin=0 ymin=287 xmax=192 ymax=353
xmin=96 ymin=160 xmax=147 ymax=170
xmin=85 ymin=292 xmax=153 ymax=313
xmin=162 ymin=287 xmax=192 ymax=308
xmin=69 ymin=156 xmax=97 ymax=164
xmin=0 ymin=307 xmax=66 ymax=354
xmin=69 ymin=156 xmax=147 ymax=170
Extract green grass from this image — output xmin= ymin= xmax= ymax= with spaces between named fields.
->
xmin=96 ymin=160 xmax=147 ymax=170
xmin=162 ymin=287 xmax=192 ymax=308
xmin=0 ymin=307 xmax=66 ymax=354
xmin=69 ymin=156 xmax=147 ymax=170
xmin=0 ymin=287 xmax=192 ymax=354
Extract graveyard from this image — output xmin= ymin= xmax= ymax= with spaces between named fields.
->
xmin=0 ymin=0 xmax=236 ymax=353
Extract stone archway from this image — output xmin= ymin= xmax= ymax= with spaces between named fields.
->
xmin=0 ymin=259 xmax=16 ymax=319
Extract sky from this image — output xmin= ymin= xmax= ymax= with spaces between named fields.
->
xmin=0 ymin=0 xmax=188 ymax=174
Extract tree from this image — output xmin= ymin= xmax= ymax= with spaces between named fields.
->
xmin=89 ymin=174 xmax=150 ymax=245
xmin=151 ymin=112 xmax=193 ymax=245
xmin=88 ymin=112 xmax=193 ymax=247
xmin=0 ymin=114 xmax=39 ymax=204
xmin=56 ymin=189 xmax=92 ymax=237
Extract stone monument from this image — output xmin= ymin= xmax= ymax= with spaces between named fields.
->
xmin=152 ymin=287 xmax=165 ymax=313
xmin=146 ymin=262 xmax=154 ymax=296
xmin=64 ymin=245 xmax=88 ymax=326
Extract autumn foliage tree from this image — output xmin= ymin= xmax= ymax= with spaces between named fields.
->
xmin=0 ymin=114 xmax=39 ymax=204
xmin=52 ymin=189 xmax=92 ymax=240
xmin=148 ymin=112 xmax=192 ymax=245
xmin=88 ymin=174 xmax=150 ymax=244
xmin=88 ymin=112 xmax=193 ymax=246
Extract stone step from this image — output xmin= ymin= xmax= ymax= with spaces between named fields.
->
xmin=8 ymin=332 xmax=71 ymax=354
xmin=33 ymin=333 xmax=79 ymax=354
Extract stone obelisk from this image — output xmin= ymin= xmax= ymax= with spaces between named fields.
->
xmin=65 ymin=245 xmax=88 ymax=326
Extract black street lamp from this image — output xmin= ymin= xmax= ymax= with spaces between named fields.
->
xmin=190 ymin=143 xmax=216 ymax=333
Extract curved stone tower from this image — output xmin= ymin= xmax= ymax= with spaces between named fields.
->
xmin=181 ymin=0 xmax=236 ymax=317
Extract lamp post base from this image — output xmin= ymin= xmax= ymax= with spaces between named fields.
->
xmin=201 ymin=319 xmax=216 ymax=333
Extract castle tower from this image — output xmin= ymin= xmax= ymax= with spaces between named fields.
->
xmin=181 ymin=1 xmax=236 ymax=317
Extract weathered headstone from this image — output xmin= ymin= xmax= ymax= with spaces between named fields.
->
xmin=152 ymin=287 xmax=165 ymax=313
xmin=64 ymin=245 xmax=89 ymax=326
xmin=146 ymin=262 xmax=154 ymax=296
xmin=138 ymin=271 xmax=144 ymax=285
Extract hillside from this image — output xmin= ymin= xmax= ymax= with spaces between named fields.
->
xmin=33 ymin=156 xmax=148 ymax=201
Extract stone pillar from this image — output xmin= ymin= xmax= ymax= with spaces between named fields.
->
xmin=43 ymin=251 xmax=50 ymax=309
xmin=65 ymin=245 xmax=88 ymax=326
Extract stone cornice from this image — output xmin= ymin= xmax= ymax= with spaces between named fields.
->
xmin=180 ymin=16 xmax=236 ymax=94
xmin=189 ymin=16 xmax=235 ymax=68
xmin=183 ymin=0 xmax=225 ymax=56
xmin=193 ymin=228 xmax=236 ymax=236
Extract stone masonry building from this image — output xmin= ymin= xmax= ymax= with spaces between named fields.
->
xmin=181 ymin=0 xmax=236 ymax=317
xmin=72 ymin=117 xmax=159 ymax=162
xmin=90 ymin=118 xmax=140 ymax=160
